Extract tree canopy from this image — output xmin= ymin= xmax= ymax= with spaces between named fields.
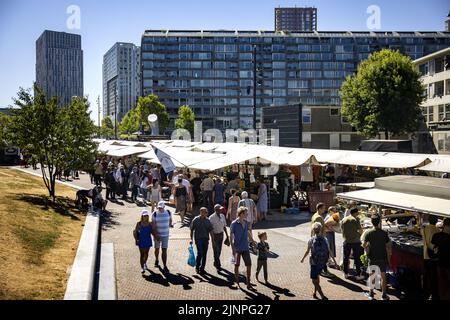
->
xmin=100 ymin=116 xmax=115 ymax=139
xmin=0 ymin=113 xmax=11 ymax=147
xmin=175 ymin=105 xmax=195 ymax=136
xmin=340 ymin=49 xmax=424 ymax=139
xmin=8 ymin=84 xmax=97 ymax=201
xmin=119 ymin=109 xmax=140 ymax=136
xmin=135 ymin=94 xmax=169 ymax=134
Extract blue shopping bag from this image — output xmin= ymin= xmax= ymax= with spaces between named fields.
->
xmin=187 ymin=243 xmax=196 ymax=267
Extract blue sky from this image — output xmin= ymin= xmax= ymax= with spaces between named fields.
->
xmin=0 ymin=0 xmax=448 ymax=124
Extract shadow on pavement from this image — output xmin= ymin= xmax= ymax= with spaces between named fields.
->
xmin=240 ymin=286 xmax=272 ymax=301
xmin=252 ymin=219 xmax=309 ymax=230
xmin=143 ymin=269 xmax=195 ymax=290
xmin=260 ymin=281 xmax=296 ymax=298
xmin=193 ymin=271 xmax=237 ymax=290
xmin=326 ymin=275 xmax=365 ymax=293
xmin=100 ymin=210 xmax=119 ymax=231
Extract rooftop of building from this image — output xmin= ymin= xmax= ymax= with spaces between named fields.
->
xmin=142 ymin=30 xmax=450 ymax=38
xmin=413 ymin=46 xmax=450 ymax=64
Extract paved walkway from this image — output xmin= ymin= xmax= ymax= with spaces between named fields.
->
xmin=18 ymin=167 xmax=399 ymax=300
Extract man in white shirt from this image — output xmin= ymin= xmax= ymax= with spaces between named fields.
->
xmin=200 ymin=174 xmax=215 ymax=213
xmin=209 ymin=204 xmax=230 ymax=271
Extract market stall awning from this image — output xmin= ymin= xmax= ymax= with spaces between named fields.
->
xmin=97 ymin=144 xmax=127 ymax=153
xmin=323 ymin=151 xmax=430 ymax=168
xmin=337 ymin=175 xmax=450 ymax=218
xmin=418 ymin=158 xmax=450 ymax=173
xmin=337 ymin=188 xmax=450 ymax=218
xmin=338 ymin=182 xmax=375 ymax=189
xmin=106 ymin=146 xmax=151 ymax=157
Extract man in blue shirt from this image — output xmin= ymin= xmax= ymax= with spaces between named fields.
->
xmin=230 ymin=206 xmax=256 ymax=290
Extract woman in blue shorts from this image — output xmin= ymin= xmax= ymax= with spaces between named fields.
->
xmin=133 ymin=210 xmax=155 ymax=274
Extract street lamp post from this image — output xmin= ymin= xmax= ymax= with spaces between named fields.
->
xmin=114 ymin=88 xmax=118 ymax=140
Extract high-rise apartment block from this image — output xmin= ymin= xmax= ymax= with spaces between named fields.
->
xmin=140 ymin=30 xmax=450 ymax=133
xmin=36 ymin=30 xmax=83 ymax=106
xmin=103 ymin=42 xmax=141 ymax=122
xmin=275 ymin=7 xmax=317 ymax=32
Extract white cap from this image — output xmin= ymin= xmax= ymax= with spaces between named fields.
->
xmin=241 ymin=191 xmax=248 ymax=198
xmin=141 ymin=210 xmax=149 ymax=217
xmin=157 ymin=201 xmax=165 ymax=209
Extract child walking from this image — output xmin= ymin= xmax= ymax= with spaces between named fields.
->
xmin=133 ymin=210 xmax=155 ymax=274
xmin=256 ymin=232 xmax=270 ymax=283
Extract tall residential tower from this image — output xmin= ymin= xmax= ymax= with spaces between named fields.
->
xmin=36 ymin=30 xmax=83 ymax=106
xmin=275 ymin=7 xmax=317 ymax=32
xmin=103 ymin=42 xmax=141 ymax=122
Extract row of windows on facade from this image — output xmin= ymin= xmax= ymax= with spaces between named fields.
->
xmin=418 ymin=55 xmax=450 ymax=76
xmin=423 ymin=104 xmax=450 ymax=122
xmin=424 ymin=79 xmax=450 ymax=99
xmin=140 ymin=43 xmax=431 ymax=53
xmin=141 ymin=36 xmax=449 ymax=45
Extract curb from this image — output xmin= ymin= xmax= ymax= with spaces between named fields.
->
xmin=64 ymin=210 xmax=100 ymax=300
xmin=98 ymin=243 xmax=117 ymax=300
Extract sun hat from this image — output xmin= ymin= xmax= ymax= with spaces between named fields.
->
xmin=157 ymin=201 xmax=165 ymax=209
xmin=141 ymin=210 xmax=149 ymax=217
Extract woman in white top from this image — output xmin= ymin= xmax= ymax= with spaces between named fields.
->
xmin=150 ymin=179 xmax=162 ymax=212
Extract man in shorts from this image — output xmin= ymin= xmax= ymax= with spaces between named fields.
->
xmin=230 ymin=206 xmax=256 ymax=290
xmin=152 ymin=200 xmax=173 ymax=273
xmin=361 ymin=213 xmax=392 ymax=300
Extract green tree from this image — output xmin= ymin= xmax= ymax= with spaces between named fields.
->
xmin=119 ymin=109 xmax=140 ymax=136
xmin=0 ymin=113 xmax=11 ymax=147
xmin=100 ymin=117 xmax=115 ymax=139
xmin=8 ymin=84 xmax=97 ymax=201
xmin=175 ymin=105 xmax=195 ymax=135
xmin=135 ymin=94 xmax=169 ymax=134
xmin=340 ymin=49 xmax=424 ymax=139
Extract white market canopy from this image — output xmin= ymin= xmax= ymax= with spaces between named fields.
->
xmin=95 ymin=139 xmax=450 ymax=172
xmin=337 ymin=175 xmax=450 ymax=218
xmin=418 ymin=158 xmax=450 ymax=173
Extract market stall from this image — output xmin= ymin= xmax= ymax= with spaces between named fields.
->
xmin=337 ymin=175 xmax=450 ymax=292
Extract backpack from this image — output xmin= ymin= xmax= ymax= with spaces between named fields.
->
xmin=311 ymin=236 xmax=329 ymax=266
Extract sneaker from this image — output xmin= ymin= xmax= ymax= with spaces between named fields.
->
xmin=381 ymin=294 xmax=390 ymax=301
xmin=355 ymin=275 xmax=366 ymax=281
xmin=365 ymin=292 xmax=375 ymax=300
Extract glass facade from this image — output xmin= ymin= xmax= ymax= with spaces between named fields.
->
xmin=141 ymin=30 xmax=450 ymax=131
xmin=36 ymin=30 xmax=83 ymax=107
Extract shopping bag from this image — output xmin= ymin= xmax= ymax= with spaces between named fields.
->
xmin=187 ymin=244 xmax=196 ymax=267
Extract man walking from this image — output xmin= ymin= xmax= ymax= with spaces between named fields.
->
xmin=230 ymin=206 xmax=256 ymax=290
xmin=238 ymin=191 xmax=257 ymax=231
xmin=361 ymin=213 xmax=392 ymax=300
xmin=129 ymin=167 xmax=141 ymax=203
xmin=190 ymin=207 xmax=214 ymax=274
xmin=209 ymin=204 xmax=230 ymax=271
xmin=311 ymin=203 xmax=331 ymax=276
xmin=341 ymin=207 xmax=364 ymax=280
xmin=200 ymin=174 xmax=215 ymax=213
xmin=152 ymin=201 xmax=173 ymax=273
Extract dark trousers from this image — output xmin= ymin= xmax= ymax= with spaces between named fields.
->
xmin=256 ymin=259 xmax=268 ymax=281
xmin=343 ymin=242 xmax=363 ymax=276
xmin=106 ymin=187 xmax=114 ymax=200
xmin=121 ymin=182 xmax=127 ymax=199
xmin=131 ymin=185 xmax=139 ymax=201
xmin=202 ymin=190 xmax=213 ymax=212
xmin=195 ymin=238 xmax=209 ymax=271
xmin=423 ymin=259 xmax=439 ymax=300
xmin=212 ymin=232 xmax=224 ymax=268
xmin=94 ymin=174 xmax=101 ymax=186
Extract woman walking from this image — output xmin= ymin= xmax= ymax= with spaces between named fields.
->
xmin=150 ymin=179 xmax=162 ymax=212
xmin=174 ymin=178 xmax=188 ymax=223
xmin=133 ymin=210 xmax=155 ymax=274
xmin=257 ymin=180 xmax=268 ymax=222
xmin=227 ymin=189 xmax=240 ymax=223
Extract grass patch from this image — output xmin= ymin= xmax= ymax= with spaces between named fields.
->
xmin=0 ymin=168 xmax=86 ymax=300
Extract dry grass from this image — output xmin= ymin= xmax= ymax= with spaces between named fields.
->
xmin=0 ymin=168 xmax=86 ymax=300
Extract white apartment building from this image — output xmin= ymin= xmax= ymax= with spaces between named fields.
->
xmin=415 ymin=47 xmax=450 ymax=154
